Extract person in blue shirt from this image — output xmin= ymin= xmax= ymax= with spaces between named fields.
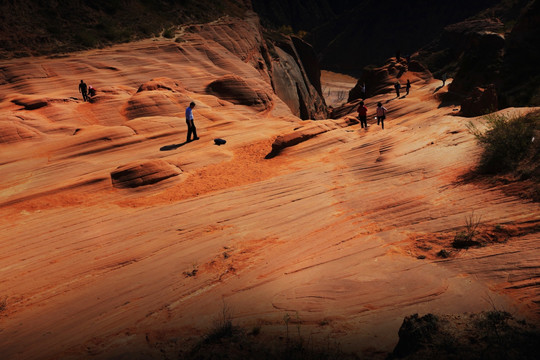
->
xmin=185 ymin=101 xmax=199 ymax=142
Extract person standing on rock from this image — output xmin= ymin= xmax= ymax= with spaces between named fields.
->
xmin=376 ymin=102 xmax=387 ymax=130
xmin=442 ymin=73 xmax=447 ymax=87
xmin=406 ymin=79 xmax=411 ymax=95
xmin=78 ymin=80 xmax=88 ymax=102
xmin=185 ymin=101 xmax=199 ymax=142
xmin=357 ymin=100 xmax=368 ymax=129
xmin=361 ymin=83 xmax=366 ymax=99
xmin=394 ymin=81 xmax=401 ymax=97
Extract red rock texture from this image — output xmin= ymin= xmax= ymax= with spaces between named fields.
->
xmin=111 ymin=159 xmax=182 ymax=188
xmin=206 ymin=74 xmax=273 ymax=111
xmin=0 ymin=16 xmax=538 ymax=360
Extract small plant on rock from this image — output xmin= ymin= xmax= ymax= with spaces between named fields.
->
xmin=452 ymin=211 xmax=482 ymax=249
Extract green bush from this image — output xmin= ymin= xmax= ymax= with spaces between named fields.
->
xmin=467 ymin=111 xmax=538 ymax=173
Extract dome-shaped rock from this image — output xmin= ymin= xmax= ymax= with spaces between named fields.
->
xmin=206 ymin=74 xmax=272 ymax=111
xmin=111 ymin=159 xmax=181 ymax=188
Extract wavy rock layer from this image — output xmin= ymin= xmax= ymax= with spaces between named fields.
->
xmin=111 ymin=159 xmax=182 ymax=188
xmin=0 ymin=17 xmax=538 ymax=360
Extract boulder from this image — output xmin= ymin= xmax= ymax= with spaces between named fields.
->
xmin=110 ymin=159 xmax=182 ymax=188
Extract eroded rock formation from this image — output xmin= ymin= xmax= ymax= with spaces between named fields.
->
xmin=347 ymin=57 xmax=433 ymax=103
xmin=206 ymin=74 xmax=272 ymax=111
xmin=111 ymin=159 xmax=182 ymax=188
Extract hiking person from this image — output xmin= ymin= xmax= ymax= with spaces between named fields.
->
xmin=185 ymin=101 xmax=199 ymax=142
xmin=78 ymin=80 xmax=88 ymax=102
xmin=442 ymin=73 xmax=447 ymax=87
xmin=357 ymin=100 xmax=368 ymax=129
xmin=88 ymin=85 xmax=96 ymax=98
xmin=394 ymin=81 xmax=401 ymax=97
xmin=376 ymin=102 xmax=387 ymax=129
xmin=406 ymin=79 xmax=411 ymax=95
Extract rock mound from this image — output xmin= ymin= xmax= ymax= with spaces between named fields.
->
xmin=206 ymin=74 xmax=272 ymax=111
xmin=124 ymin=92 xmax=185 ymax=121
xmin=110 ymin=159 xmax=182 ymax=188
xmin=136 ymin=77 xmax=184 ymax=93
xmin=123 ymin=78 xmax=190 ymax=120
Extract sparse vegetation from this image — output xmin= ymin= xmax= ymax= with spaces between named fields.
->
xmin=467 ymin=111 xmax=539 ymax=174
xmin=202 ymin=303 xmax=235 ymax=345
xmin=452 ymin=211 xmax=482 ymax=249
xmin=390 ymin=311 xmax=540 ymax=360
xmin=162 ymin=27 xmax=176 ymax=39
xmin=187 ymin=308 xmax=358 ymax=359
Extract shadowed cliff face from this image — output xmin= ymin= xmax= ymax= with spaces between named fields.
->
xmin=252 ymin=0 xmax=500 ymax=75
xmin=417 ymin=0 xmax=540 ymax=112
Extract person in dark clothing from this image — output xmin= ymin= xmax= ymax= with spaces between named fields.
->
xmin=394 ymin=81 xmax=401 ymax=97
xmin=185 ymin=101 xmax=199 ymax=142
xmin=79 ymin=80 xmax=88 ymax=102
xmin=88 ymin=85 xmax=96 ymax=97
xmin=406 ymin=79 xmax=411 ymax=95
xmin=357 ymin=100 xmax=368 ymax=129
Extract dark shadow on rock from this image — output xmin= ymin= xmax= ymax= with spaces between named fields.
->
xmin=160 ymin=142 xmax=188 ymax=151
xmin=437 ymin=91 xmax=462 ymax=109
xmin=433 ymin=85 xmax=444 ymax=93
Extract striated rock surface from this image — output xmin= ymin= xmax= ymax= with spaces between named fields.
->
xmin=0 ymin=14 xmax=538 ymax=360
xmin=0 ymin=119 xmax=42 ymax=143
xmin=111 ymin=159 xmax=182 ymax=188
xmin=206 ymin=74 xmax=272 ymax=111
xmin=265 ymin=120 xmax=347 ymax=159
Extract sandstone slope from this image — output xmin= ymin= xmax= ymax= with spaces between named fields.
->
xmin=0 ymin=17 xmax=539 ymax=360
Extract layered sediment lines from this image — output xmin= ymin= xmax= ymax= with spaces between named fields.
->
xmin=0 ymin=19 xmax=539 ymax=360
